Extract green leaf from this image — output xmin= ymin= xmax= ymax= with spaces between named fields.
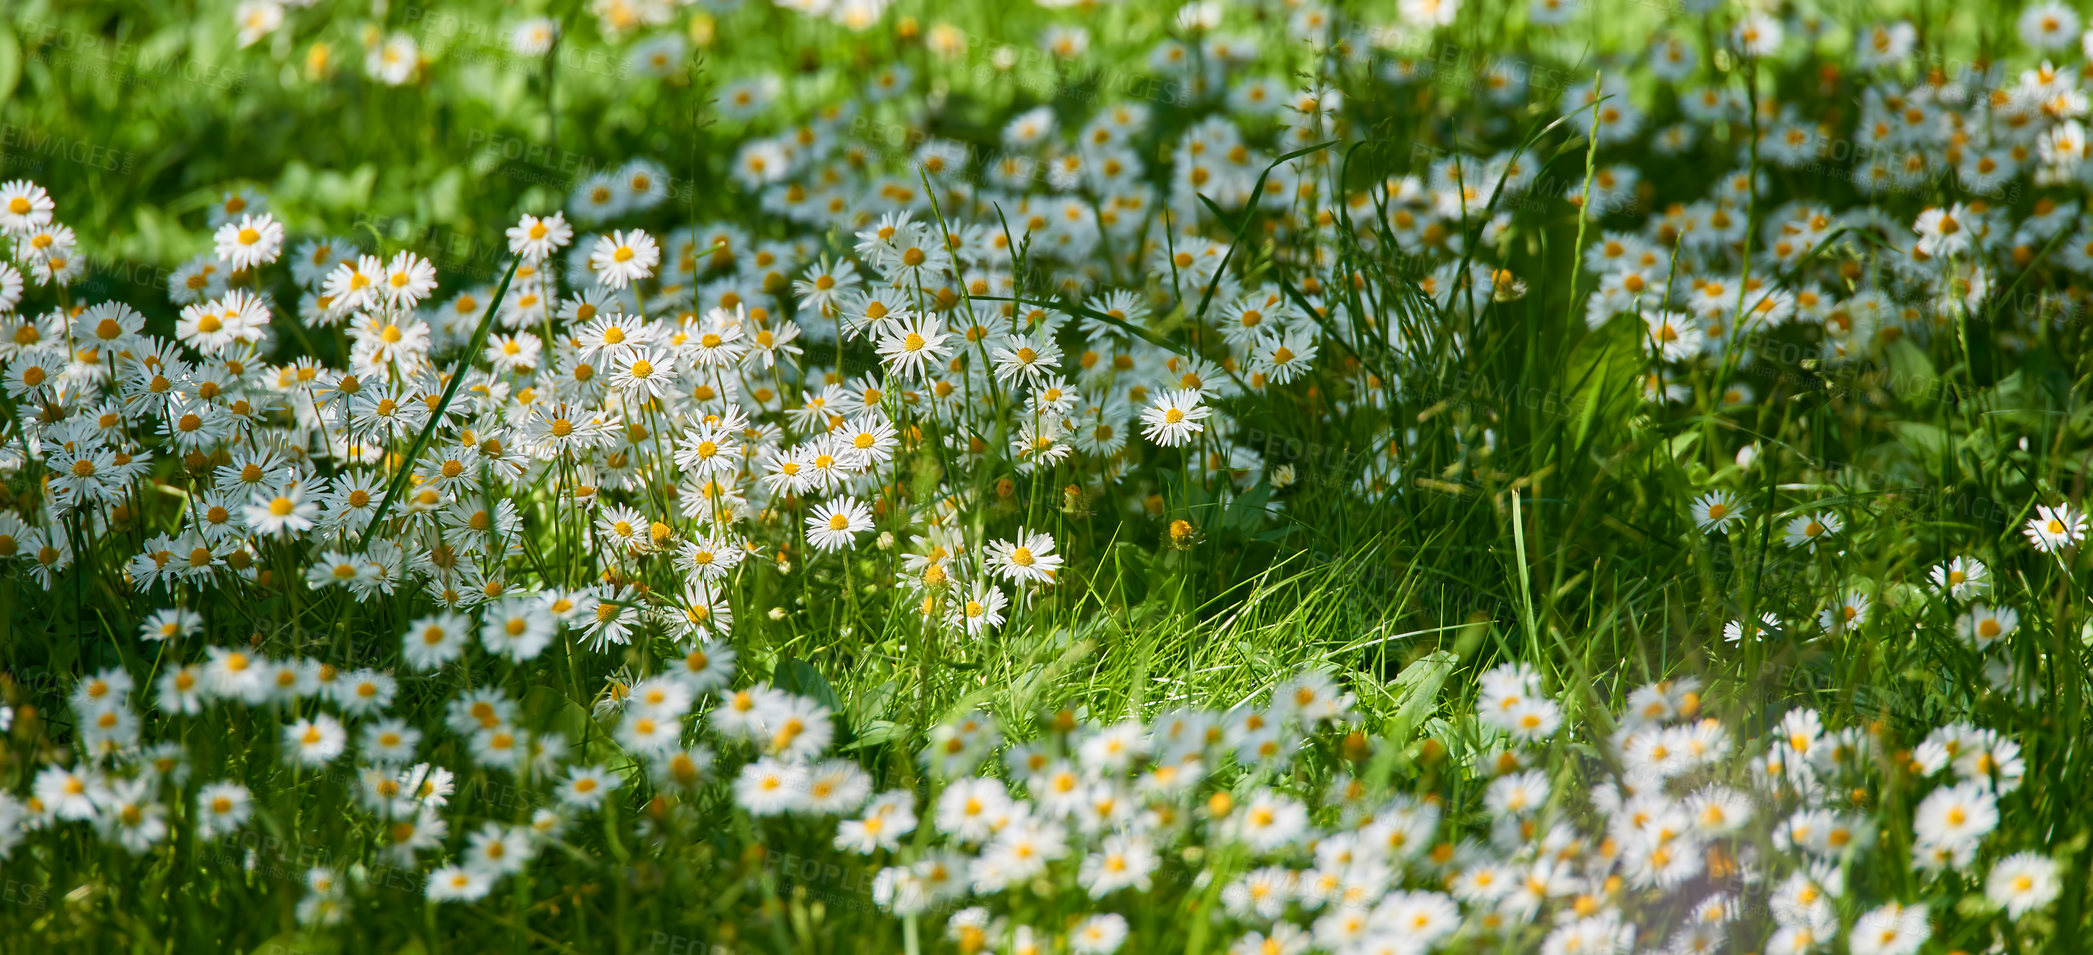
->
xmin=1883 ymin=339 xmax=1936 ymax=404
xmin=1103 ymin=541 xmax=1151 ymax=608
xmin=1383 ymin=650 xmax=1457 ymax=745
xmin=521 ymin=683 xmax=625 ymax=765
xmin=1890 ymin=421 xmax=1951 ymax=459
xmin=0 ymin=25 xmax=21 ymax=106
xmin=1219 ymin=482 xmax=1273 ymax=534
xmin=775 ymin=657 xmax=850 ymax=739
xmin=838 ymin=719 xmax=905 ymax=752
xmin=1363 ymin=650 xmax=1458 ymax=785
xmin=1563 ymin=312 xmax=1642 ymax=450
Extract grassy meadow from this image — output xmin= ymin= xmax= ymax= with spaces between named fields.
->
xmin=0 ymin=0 xmax=2089 ymax=952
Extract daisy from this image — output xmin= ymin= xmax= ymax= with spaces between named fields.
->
xmin=1818 ymin=590 xmax=1871 ymax=634
xmin=348 ymin=316 xmax=434 ymax=373
xmin=484 ymin=332 xmax=543 ymax=374
xmin=793 ymin=256 xmax=860 ymax=316
xmin=650 ymin=747 xmax=716 ymax=791
xmin=874 ymin=314 xmax=952 ymax=380
xmin=676 ymin=536 xmax=744 ymax=581
xmin=803 ymin=760 xmax=874 ymax=814
xmin=557 ymin=765 xmax=622 ymax=810
xmin=380 ymin=252 xmax=439 ymax=309
xmin=407 ymin=766 xmax=462 ymax=811
xmin=1848 ymin=903 xmax=1929 ymax=955
xmin=1070 ymin=914 xmax=1129 ymax=955
xmin=245 ymin=483 xmax=320 ymax=537
xmin=1928 ymin=556 xmax=1989 ymax=599
xmin=672 ymin=597 xmax=732 ymax=651
xmin=4 ymin=347 xmax=64 ymax=402
xmin=506 ymin=212 xmax=573 ymax=264
xmin=591 ymin=230 xmax=661 ymax=289
xmin=734 ymin=758 xmax=808 ymax=816
xmin=597 ymin=505 xmax=651 ymax=555
xmin=156 ymin=665 xmax=208 ymax=715
xmin=283 ymin=715 xmax=348 ymax=767
xmin=806 ymin=497 xmax=874 ymax=552
xmin=34 ymin=766 xmax=104 ymax=821
xmin=1955 ymin=605 xmax=2018 ymax=650
xmin=840 ymin=414 xmax=899 ymax=470
xmin=205 ymin=645 xmax=269 ymax=703
xmin=1079 ymin=832 xmax=1159 ymax=896
xmin=1139 ymin=388 xmax=1211 ymax=447
xmin=625 ymin=677 xmax=695 ymax=721
xmin=764 ymin=695 xmax=836 ymax=762
xmin=360 ymin=718 xmax=422 ymax=765
xmin=2017 ymin=3 xmax=2080 ymax=51
xmin=985 ymin=529 xmax=1063 ymax=585
xmin=1912 ymin=781 xmax=1998 ymax=850
xmin=745 ymin=318 xmax=802 ymax=369
xmin=321 ymin=254 xmax=384 ymax=315
xmin=97 ymin=777 xmax=169 ymax=854
xmin=609 ymin=345 xmax=676 ymax=400
xmin=402 ymin=611 xmax=472 ymax=671
xmin=1782 ymin=512 xmax=1842 ymax=552
xmin=2022 ymin=502 xmax=2085 ymax=553
xmin=1731 ymin=11 xmax=1784 ymax=57
xmin=463 ymin=823 xmax=535 ymax=877
xmin=367 ymin=32 xmax=419 ymax=86
xmin=0 ymin=180 xmax=55 ymax=235
xmin=585 ymin=600 xmax=637 ymax=651
xmin=426 ymin=865 xmax=493 ymax=903
xmin=1224 ymin=792 xmax=1310 ymax=851
xmin=1854 ymin=21 xmax=1917 ymax=70
xmin=213 ymin=213 xmax=284 ymax=272
xmin=835 ymin=791 xmax=918 ymax=853
xmin=670 ymin=640 xmax=737 ymax=693
xmin=1986 ymin=852 xmax=2061 ymax=917
xmin=1643 ymin=309 xmax=1704 ymax=361
xmin=195 ymin=781 xmax=253 ymax=839
xmin=675 ymin=421 xmax=743 ymax=477
xmin=618 ymin=705 xmax=683 ymax=755
xmin=1252 ymin=327 xmax=1319 ymax=384
xmin=332 ymin=669 xmax=397 ymax=716
xmin=1913 ymin=205 xmax=1972 ymax=258
xmin=684 ymin=312 xmax=748 ymax=368
xmin=511 ymin=18 xmax=558 ymax=55
xmin=45 ymin=446 xmax=118 ymax=508
xmin=479 ymin=596 xmax=555 ymax=661
xmin=990 ymin=334 xmax=1063 ymax=386
xmin=1690 ymin=491 xmax=1743 ymax=534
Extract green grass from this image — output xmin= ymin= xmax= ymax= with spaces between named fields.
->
xmin=1 ymin=0 xmax=2091 ymax=952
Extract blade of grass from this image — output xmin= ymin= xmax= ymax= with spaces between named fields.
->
xmin=359 ymin=254 xmax=522 ymax=546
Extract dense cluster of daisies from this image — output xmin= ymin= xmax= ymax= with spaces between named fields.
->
xmin=2 ymin=0 xmax=2089 ymax=945
xmin=862 ymin=668 xmax=2058 ymax=955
